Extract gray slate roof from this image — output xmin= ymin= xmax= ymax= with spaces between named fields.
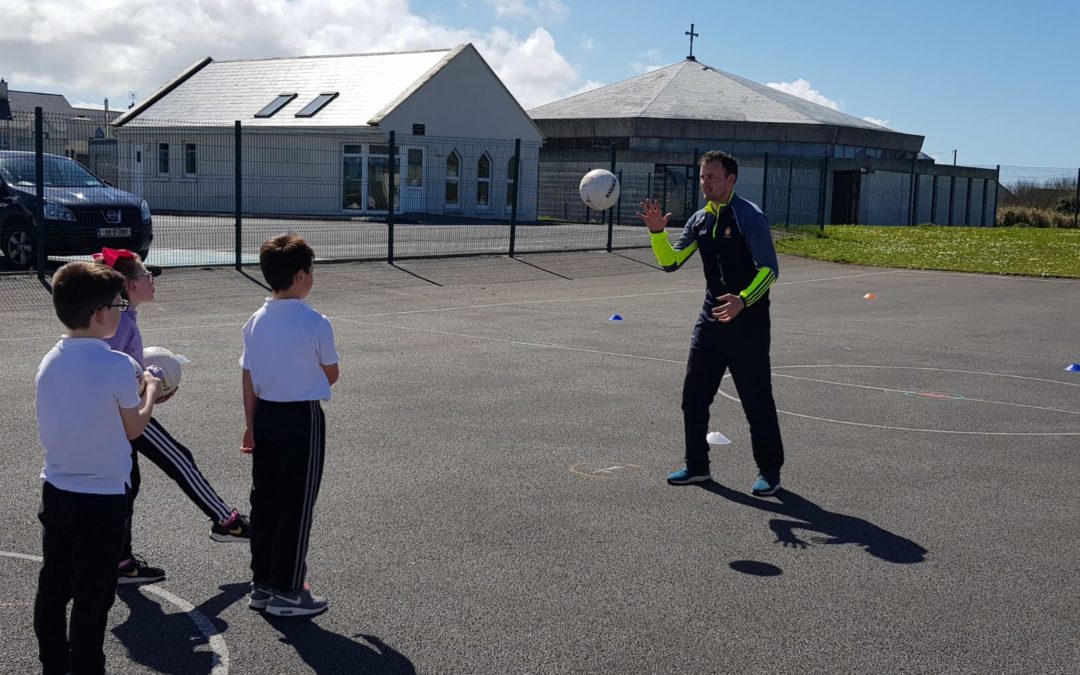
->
xmin=116 ymin=47 xmax=457 ymax=127
xmin=7 ymin=90 xmax=76 ymax=116
xmin=529 ymin=60 xmax=891 ymax=131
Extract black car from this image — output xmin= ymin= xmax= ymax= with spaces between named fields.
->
xmin=0 ymin=151 xmax=152 ymax=270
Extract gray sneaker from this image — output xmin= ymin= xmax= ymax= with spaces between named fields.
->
xmin=265 ymin=586 xmax=328 ymax=617
xmin=248 ymin=581 xmax=271 ymax=610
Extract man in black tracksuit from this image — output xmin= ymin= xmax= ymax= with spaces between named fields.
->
xmin=637 ymin=150 xmax=785 ymax=495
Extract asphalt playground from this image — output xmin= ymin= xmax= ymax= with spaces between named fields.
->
xmin=0 ymin=249 xmax=1077 ymax=674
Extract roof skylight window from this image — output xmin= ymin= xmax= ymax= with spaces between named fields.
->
xmin=294 ymin=92 xmax=339 ymax=118
xmin=255 ymin=93 xmax=297 ymax=118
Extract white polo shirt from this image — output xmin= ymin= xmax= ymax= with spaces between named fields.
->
xmin=240 ymin=298 xmax=339 ymax=402
xmin=35 ymin=338 xmax=140 ymax=495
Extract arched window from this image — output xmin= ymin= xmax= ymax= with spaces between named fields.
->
xmin=476 ymin=152 xmax=491 ymax=207
xmin=445 ymin=150 xmax=460 ymax=208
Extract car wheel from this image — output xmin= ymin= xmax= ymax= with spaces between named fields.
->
xmin=2 ymin=222 xmax=34 ymax=270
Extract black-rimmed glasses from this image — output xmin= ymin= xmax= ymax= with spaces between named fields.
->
xmin=98 ymin=299 xmax=130 ymax=312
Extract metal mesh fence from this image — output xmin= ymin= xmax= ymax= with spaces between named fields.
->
xmin=3 ymin=109 xmax=1077 ymax=277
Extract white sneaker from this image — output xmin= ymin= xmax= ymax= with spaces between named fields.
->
xmin=265 ymin=586 xmax=328 ymax=617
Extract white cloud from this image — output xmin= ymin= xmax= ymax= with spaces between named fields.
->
xmin=569 ymin=79 xmax=604 ymax=96
xmin=1 ymin=0 xmax=589 ymax=113
xmin=862 ymin=116 xmax=891 ymax=128
xmin=579 ymin=34 xmax=595 ymax=51
xmin=766 ymin=79 xmax=840 ymax=110
xmin=484 ymin=0 xmax=569 ymax=22
xmin=630 ymin=48 xmax=668 ymax=74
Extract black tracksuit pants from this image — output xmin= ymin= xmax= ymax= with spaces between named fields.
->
xmin=250 ymin=399 xmax=326 ymax=594
xmin=682 ymin=306 xmax=784 ymax=475
xmin=34 ymin=482 xmax=127 ymax=675
xmin=121 ymin=417 xmax=234 ymax=560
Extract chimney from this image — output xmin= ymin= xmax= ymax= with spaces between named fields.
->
xmin=0 ymin=79 xmax=7 ymax=100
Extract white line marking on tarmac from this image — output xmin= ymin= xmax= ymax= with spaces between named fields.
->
xmin=0 ymin=269 xmax=902 ymax=342
xmin=336 ymin=317 xmax=1080 ymax=437
xmin=0 ymin=550 xmax=230 ymax=674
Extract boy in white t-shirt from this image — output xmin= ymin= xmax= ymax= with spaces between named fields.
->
xmin=240 ymin=234 xmax=339 ymax=617
xmin=34 ymin=261 xmax=161 ymax=675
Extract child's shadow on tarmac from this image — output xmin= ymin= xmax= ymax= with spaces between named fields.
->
xmin=698 ymin=484 xmax=928 ymax=564
xmin=113 ymin=581 xmax=249 ymax=674
xmin=260 ymin=613 xmax=417 ymax=674
xmin=115 ymin=582 xmax=415 ymax=674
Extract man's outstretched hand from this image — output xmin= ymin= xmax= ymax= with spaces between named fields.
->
xmin=635 ymin=199 xmax=671 ymax=233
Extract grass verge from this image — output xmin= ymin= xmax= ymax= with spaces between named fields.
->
xmin=774 ymin=225 xmax=1080 ymax=278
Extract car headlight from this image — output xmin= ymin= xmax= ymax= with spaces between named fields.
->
xmin=140 ymin=200 xmax=152 ymax=223
xmin=43 ymin=201 xmax=76 ymax=222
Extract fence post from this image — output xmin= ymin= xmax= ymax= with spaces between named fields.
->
xmin=761 ymin=152 xmax=770 ymax=216
xmin=785 ymin=156 xmax=794 ymax=226
xmin=947 ymin=175 xmax=956 ymax=226
xmin=691 ymin=148 xmax=700 ymax=214
xmin=387 ymin=130 xmax=395 ymax=264
xmin=981 ymin=177 xmax=990 ymax=227
xmin=908 ymin=156 xmax=917 ymax=226
xmin=509 ymin=138 xmax=520 ymax=257
xmin=234 ymin=121 xmax=242 ymax=270
xmin=993 ymin=165 xmax=1000 ymax=227
xmin=34 ymin=107 xmax=45 ymax=279
xmin=1075 ymin=167 xmax=1079 ymax=228
xmin=606 ymin=145 xmax=616 ymax=252
xmin=964 ymin=177 xmax=973 ymax=227
xmin=930 ymin=174 xmax=939 ymax=224
xmin=616 ymin=169 xmax=623 ymax=225
xmin=818 ymin=157 xmax=828 ymax=230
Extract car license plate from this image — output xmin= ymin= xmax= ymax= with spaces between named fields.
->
xmin=97 ymin=227 xmax=131 ymax=237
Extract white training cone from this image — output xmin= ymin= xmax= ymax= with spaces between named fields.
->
xmin=706 ymin=432 xmax=731 ymax=445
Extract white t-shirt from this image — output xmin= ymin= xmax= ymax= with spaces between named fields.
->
xmin=240 ymin=298 xmax=339 ymax=402
xmin=35 ymin=338 xmax=141 ymax=495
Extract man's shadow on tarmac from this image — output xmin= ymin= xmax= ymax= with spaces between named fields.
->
xmin=698 ymin=483 xmax=928 ymax=564
xmin=115 ymin=582 xmax=415 ymax=674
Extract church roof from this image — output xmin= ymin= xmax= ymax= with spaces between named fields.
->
xmin=529 ymin=59 xmax=892 ymax=132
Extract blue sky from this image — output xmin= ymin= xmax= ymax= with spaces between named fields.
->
xmin=5 ymin=0 xmax=1078 ymax=168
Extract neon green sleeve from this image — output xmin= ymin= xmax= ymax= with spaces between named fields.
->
xmin=651 ymin=230 xmax=698 ymax=271
xmin=738 ymin=266 xmax=777 ymax=307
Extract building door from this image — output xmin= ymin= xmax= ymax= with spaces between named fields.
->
xmin=367 ymin=144 xmax=398 ymax=212
xmin=131 ymin=143 xmax=143 ymax=197
xmin=342 ymin=145 xmax=364 ymax=211
xmin=401 ymin=147 xmax=423 ymax=212
xmin=653 ymin=164 xmax=696 ymax=224
xmin=831 ymin=171 xmax=861 ymax=224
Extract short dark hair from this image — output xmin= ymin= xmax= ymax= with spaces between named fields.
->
xmin=52 ymin=261 xmax=125 ymax=330
xmin=259 ymin=234 xmax=315 ymax=292
xmin=700 ymin=150 xmax=739 ymax=177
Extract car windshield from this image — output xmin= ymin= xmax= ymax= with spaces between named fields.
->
xmin=0 ymin=155 xmax=104 ymax=188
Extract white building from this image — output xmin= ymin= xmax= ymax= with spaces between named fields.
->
xmin=113 ymin=44 xmax=543 ymax=220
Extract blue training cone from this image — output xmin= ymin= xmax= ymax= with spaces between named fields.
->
xmin=609 ymin=314 xmax=623 ymax=321
xmin=1066 ymin=363 xmax=1080 ymax=373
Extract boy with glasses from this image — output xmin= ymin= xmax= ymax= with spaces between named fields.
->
xmin=34 ymin=261 xmax=162 ymax=674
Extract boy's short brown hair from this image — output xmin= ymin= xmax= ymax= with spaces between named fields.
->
xmin=259 ymin=234 xmax=315 ymax=292
xmin=51 ymin=261 xmax=126 ymax=330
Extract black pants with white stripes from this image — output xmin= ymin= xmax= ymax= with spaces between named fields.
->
xmin=121 ymin=417 xmax=235 ymax=561
xmin=250 ymin=399 xmax=326 ymax=594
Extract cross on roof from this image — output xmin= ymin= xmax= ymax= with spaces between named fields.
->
xmin=685 ymin=23 xmax=699 ymax=61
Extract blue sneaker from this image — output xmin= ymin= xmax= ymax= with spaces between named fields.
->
xmin=751 ymin=473 xmax=781 ymax=496
xmin=666 ymin=467 xmax=712 ymax=485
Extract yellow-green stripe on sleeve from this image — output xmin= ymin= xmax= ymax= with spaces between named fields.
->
xmin=739 ymin=266 xmax=777 ymax=307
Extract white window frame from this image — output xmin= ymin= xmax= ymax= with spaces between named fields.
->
xmin=476 ymin=151 xmax=492 ymax=210
xmin=157 ymin=142 xmax=169 ymax=175
xmin=445 ymin=149 xmax=461 ymax=211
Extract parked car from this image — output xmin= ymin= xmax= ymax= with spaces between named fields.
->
xmin=0 ymin=151 xmax=152 ymax=270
